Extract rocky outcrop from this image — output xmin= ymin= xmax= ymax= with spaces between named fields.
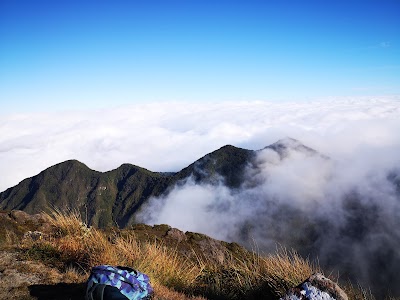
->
xmin=9 ymin=210 xmax=53 ymax=233
xmin=165 ymin=227 xmax=187 ymax=242
xmin=280 ymin=273 xmax=348 ymax=300
xmin=131 ymin=223 xmax=250 ymax=265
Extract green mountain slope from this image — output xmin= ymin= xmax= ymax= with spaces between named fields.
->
xmin=174 ymin=144 xmax=254 ymax=188
xmin=0 ymin=160 xmax=172 ymax=227
xmin=0 ymin=144 xmax=255 ymax=228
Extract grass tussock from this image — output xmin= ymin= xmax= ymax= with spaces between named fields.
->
xmin=62 ymin=265 xmax=88 ymax=283
xmin=18 ymin=210 xmax=324 ymax=299
xmin=113 ymin=234 xmax=204 ymax=289
xmin=196 ymin=247 xmax=316 ymax=299
xmin=48 ymin=208 xmax=91 ymax=238
xmin=263 ymin=247 xmax=318 ymax=294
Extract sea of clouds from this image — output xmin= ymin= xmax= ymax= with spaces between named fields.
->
xmin=1 ymin=96 xmax=400 ymax=295
xmin=1 ymin=96 xmax=399 ymax=193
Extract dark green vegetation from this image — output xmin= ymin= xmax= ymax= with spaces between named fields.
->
xmin=0 ymin=143 xmax=254 ymax=228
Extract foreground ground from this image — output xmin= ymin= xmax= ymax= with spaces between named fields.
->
xmin=0 ymin=210 xmax=393 ymax=300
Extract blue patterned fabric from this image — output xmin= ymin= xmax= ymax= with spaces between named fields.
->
xmin=87 ymin=265 xmax=153 ymax=300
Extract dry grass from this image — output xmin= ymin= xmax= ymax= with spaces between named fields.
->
xmin=112 ymin=233 xmax=204 ymax=289
xmin=20 ymin=210 xmax=323 ymax=299
xmin=262 ymin=247 xmax=317 ymax=296
xmin=5 ymin=209 xmax=398 ymax=300
xmin=48 ymin=208 xmax=91 ymax=238
xmin=62 ymin=265 xmax=88 ymax=283
xmin=40 ymin=210 xmax=205 ymax=295
xmin=195 ymin=247 xmax=316 ymax=299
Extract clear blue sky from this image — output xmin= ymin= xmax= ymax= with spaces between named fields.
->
xmin=0 ymin=0 xmax=399 ymax=112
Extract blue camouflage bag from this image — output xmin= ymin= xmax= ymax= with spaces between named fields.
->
xmin=86 ymin=265 xmax=153 ymax=300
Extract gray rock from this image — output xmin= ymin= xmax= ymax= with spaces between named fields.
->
xmin=165 ymin=227 xmax=187 ymax=242
xmin=9 ymin=210 xmax=49 ymax=225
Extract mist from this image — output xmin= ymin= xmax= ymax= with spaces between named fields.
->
xmin=138 ymin=138 xmax=400 ymax=297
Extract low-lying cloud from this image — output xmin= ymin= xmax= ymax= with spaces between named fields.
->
xmin=1 ymin=96 xmax=399 ymax=193
xmin=1 ymin=96 xmax=400 ymax=295
xmin=138 ymin=139 xmax=400 ymax=296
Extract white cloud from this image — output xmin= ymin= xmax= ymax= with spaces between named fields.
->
xmin=137 ymin=125 xmax=400 ymax=296
xmin=0 ymin=96 xmax=399 ymax=192
xmin=1 ymin=96 xmax=400 ymax=295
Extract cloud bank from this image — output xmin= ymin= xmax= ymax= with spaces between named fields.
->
xmin=138 ymin=138 xmax=400 ymax=296
xmin=1 ymin=96 xmax=400 ymax=295
xmin=0 ymin=96 xmax=399 ymax=193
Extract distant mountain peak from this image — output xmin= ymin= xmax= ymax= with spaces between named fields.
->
xmin=48 ymin=159 xmax=93 ymax=172
xmin=272 ymin=137 xmax=302 ymax=147
xmin=265 ymin=137 xmax=319 ymax=158
xmin=0 ymin=138 xmax=325 ymax=228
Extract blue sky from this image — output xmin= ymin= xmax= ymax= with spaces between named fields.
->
xmin=0 ymin=0 xmax=399 ymax=112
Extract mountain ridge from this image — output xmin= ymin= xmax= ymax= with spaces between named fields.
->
xmin=2 ymin=138 xmax=400 ymax=297
xmin=0 ymin=138 xmax=303 ymax=227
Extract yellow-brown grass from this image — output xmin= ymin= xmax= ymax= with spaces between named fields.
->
xmin=39 ymin=210 xmax=204 ymax=295
xmin=112 ymin=233 xmax=204 ymax=289
xmin=262 ymin=247 xmax=317 ymax=295
xmin=195 ymin=247 xmax=315 ymax=299
xmin=62 ymin=265 xmax=88 ymax=283
xmin=22 ymin=210 xmax=323 ymax=299
xmin=48 ymin=208 xmax=88 ymax=237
